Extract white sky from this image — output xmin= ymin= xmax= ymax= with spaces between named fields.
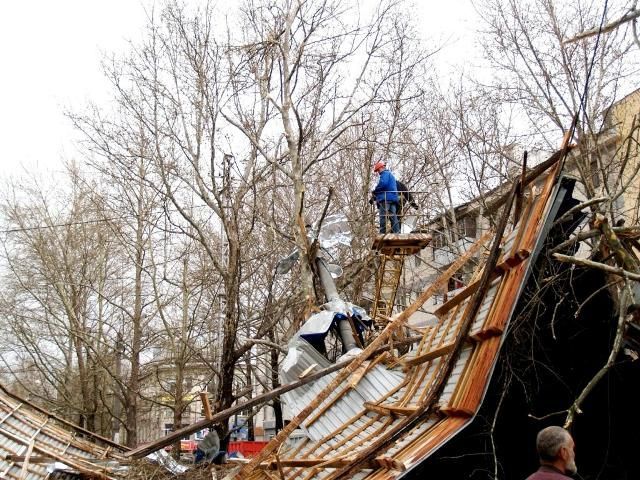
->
xmin=0 ymin=1 xmax=478 ymax=178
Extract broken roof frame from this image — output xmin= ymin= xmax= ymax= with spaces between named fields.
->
xmin=225 ymin=144 xmax=577 ymax=479
xmin=0 ymin=383 xmax=130 ymax=479
xmin=45 ymin=143 xmax=577 ymax=478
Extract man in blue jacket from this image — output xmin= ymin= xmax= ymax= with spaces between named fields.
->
xmin=371 ymin=161 xmax=400 ymax=234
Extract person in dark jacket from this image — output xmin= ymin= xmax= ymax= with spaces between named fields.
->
xmin=371 ymin=161 xmax=400 ymax=234
xmin=395 ymin=179 xmax=418 ymax=211
xmin=525 ymin=426 xmax=577 ymax=479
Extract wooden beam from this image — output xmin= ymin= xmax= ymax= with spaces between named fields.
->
xmin=434 ymin=249 xmax=530 ymax=318
xmin=439 ymin=406 xmax=474 ymax=418
xmin=402 ymin=343 xmax=455 ymax=368
xmin=199 ymin=392 xmax=213 ymax=420
xmin=363 ymin=402 xmax=418 ymax=417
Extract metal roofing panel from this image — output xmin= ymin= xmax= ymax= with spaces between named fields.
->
xmin=0 ymin=387 xmax=129 ymax=479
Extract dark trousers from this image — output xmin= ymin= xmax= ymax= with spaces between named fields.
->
xmin=378 ymin=201 xmax=400 ymax=233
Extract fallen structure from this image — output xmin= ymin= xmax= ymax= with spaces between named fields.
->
xmin=0 ymin=383 xmax=130 ymax=479
xmin=1 ymin=143 xmax=586 ymax=479
xmin=0 ymin=384 xmax=189 ymax=479
xmin=226 ymin=145 xmax=579 ymax=479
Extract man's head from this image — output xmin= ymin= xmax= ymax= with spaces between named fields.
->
xmin=536 ymin=426 xmax=577 ymax=475
xmin=373 ymin=161 xmax=386 ymax=173
xmin=626 ymin=303 xmax=640 ymax=323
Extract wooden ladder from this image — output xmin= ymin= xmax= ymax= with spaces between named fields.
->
xmin=372 ymin=252 xmax=405 ymax=328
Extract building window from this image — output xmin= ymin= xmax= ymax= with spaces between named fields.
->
xmin=431 ymin=231 xmax=446 ymax=260
xmin=456 ymin=216 xmax=476 ymax=238
xmin=590 ymin=159 xmax=601 ymax=189
xmin=164 ymin=423 xmax=174 ymax=436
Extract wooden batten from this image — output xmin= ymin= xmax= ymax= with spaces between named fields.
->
xmin=438 ymin=406 xmax=474 ymax=418
xmin=298 ymin=363 xmax=318 ymax=379
xmin=363 ymin=402 xmax=418 ymax=417
xmin=402 ymin=343 xmax=455 ymax=368
xmin=433 ymin=249 xmax=530 ymax=319
xmin=260 ymin=456 xmax=405 ymax=472
xmin=374 ymin=456 xmax=407 ymax=472
xmin=468 ymin=326 xmax=504 ymax=342
xmin=199 ymin=392 xmax=213 ymax=420
xmin=3 ymin=455 xmax=53 ymax=464
xmin=495 ymin=249 xmax=530 ymax=272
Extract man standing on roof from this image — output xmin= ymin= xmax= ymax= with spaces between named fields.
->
xmin=371 ymin=161 xmax=400 ymax=234
xmin=525 ymin=426 xmax=577 ymax=479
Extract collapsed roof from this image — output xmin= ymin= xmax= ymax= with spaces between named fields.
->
xmin=0 ymin=383 xmax=129 ymax=479
xmin=1 ymin=145 xmax=581 ymax=480
xmin=226 ymin=148 xmax=579 ymax=479
xmin=0 ymin=384 xmax=190 ymax=479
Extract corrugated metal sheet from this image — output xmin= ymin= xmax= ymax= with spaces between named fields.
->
xmin=0 ymin=388 xmax=128 ymax=479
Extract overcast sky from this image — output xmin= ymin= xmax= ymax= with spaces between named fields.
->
xmin=0 ymin=1 xmax=478 ymax=178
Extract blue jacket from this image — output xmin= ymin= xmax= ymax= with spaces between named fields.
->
xmin=373 ymin=169 xmax=399 ymax=203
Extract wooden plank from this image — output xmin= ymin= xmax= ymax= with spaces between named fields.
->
xmin=363 ymin=402 xmax=418 ymax=417
xmin=439 ymin=406 xmax=474 ymax=418
xmin=403 ymin=343 xmax=455 ymax=368
xmin=298 ymin=363 xmax=318 ymax=379
xmin=373 ymin=235 xmax=432 ymax=255
xmin=434 ymin=249 xmax=530 ymax=318
xmin=199 ymin=392 xmax=213 ymax=421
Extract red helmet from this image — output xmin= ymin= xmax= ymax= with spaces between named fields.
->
xmin=373 ymin=161 xmax=386 ymax=173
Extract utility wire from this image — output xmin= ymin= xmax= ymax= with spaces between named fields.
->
xmin=0 ymin=202 xmax=216 ymax=235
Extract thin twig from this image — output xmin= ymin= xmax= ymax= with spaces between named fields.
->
xmin=564 ymin=287 xmax=631 ymax=429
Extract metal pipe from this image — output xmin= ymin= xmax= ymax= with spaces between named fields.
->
xmin=316 ymin=257 xmax=357 ymax=351
xmin=316 ymin=257 xmax=340 ymax=303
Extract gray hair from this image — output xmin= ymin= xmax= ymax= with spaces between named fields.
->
xmin=536 ymin=426 xmax=571 ymax=462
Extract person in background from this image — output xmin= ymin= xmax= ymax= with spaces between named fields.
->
xmin=396 ymin=179 xmax=418 ymax=212
xmin=371 ymin=161 xmax=400 ymax=234
xmin=194 ymin=427 xmax=226 ymax=465
xmin=525 ymin=426 xmax=577 ymax=479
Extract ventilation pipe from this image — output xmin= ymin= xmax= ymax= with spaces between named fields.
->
xmin=315 ymin=256 xmax=358 ymax=352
